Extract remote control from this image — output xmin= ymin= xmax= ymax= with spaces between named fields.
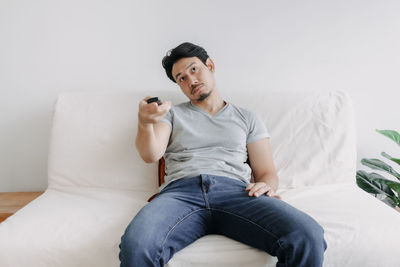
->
xmin=147 ymin=97 xmax=162 ymax=105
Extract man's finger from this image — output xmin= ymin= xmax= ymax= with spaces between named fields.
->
xmin=246 ymin=183 xmax=255 ymax=191
xmin=265 ymin=189 xmax=274 ymax=197
xmin=140 ymin=96 xmax=153 ymax=105
xmin=142 ymin=100 xmax=170 ymax=114
xmin=158 ymin=100 xmax=171 ymax=112
xmin=249 ymin=183 xmax=268 ymax=196
xmin=154 ymin=101 xmax=171 ymax=116
xmin=254 ymin=186 xmax=272 ymax=197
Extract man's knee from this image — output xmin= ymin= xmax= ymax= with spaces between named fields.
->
xmin=299 ymin=220 xmax=327 ymax=252
xmin=119 ymin=220 xmax=161 ymax=266
xmin=278 ymin=217 xmax=327 ymax=266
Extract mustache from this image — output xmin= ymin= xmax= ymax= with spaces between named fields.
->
xmin=191 ymin=83 xmax=204 ymax=90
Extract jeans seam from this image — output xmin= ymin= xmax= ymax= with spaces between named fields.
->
xmin=202 ymin=190 xmax=210 ymax=209
xmin=155 ymin=208 xmax=208 ymax=264
xmin=209 ymin=208 xmax=285 ymax=251
xmin=277 ymin=239 xmax=289 ymax=267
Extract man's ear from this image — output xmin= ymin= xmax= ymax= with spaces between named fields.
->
xmin=206 ymin=57 xmax=215 ymax=72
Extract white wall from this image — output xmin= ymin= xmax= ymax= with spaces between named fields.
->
xmin=1 ymin=0 xmax=399 ymax=192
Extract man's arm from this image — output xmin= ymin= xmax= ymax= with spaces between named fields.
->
xmin=245 ymin=138 xmax=281 ymax=199
xmin=135 ymin=97 xmax=172 ymax=163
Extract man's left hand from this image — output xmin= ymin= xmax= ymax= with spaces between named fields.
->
xmin=246 ymin=182 xmax=281 ymax=199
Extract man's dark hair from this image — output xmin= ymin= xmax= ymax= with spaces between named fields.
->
xmin=162 ymin=42 xmax=209 ymax=83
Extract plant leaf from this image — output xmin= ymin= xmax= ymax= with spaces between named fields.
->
xmin=381 ymin=152 xmax=400 ymax=166
xmin=389 ymin=182 xmax=400 ymax=197
xmin=361 ymin=158 xmax=400 ymax=180
xmin=356 ymin=170 xmax=399 ymax=207
xmin=356 ymin=171 xmax=395 ymax=196
xmin=378 ymin=196 xmax=399 ymax=207
xmin=376 ymin=129 xmax=400 ymax=146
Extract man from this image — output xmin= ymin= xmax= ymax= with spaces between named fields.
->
xmin=119 ymin=42 xmax=327 ymax=267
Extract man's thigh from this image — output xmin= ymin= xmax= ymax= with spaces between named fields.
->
xmin=120 ymin=178 xmax=213 ymax=262
xmin=206 ymin=176 xmax=322 ymax=255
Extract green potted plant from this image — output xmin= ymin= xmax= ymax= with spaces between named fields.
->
xmin=356 ymin=129 xmax=400 ymax=211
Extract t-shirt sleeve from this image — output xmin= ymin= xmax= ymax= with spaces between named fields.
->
xmin=246 ymin=111 xmax=270 ymax=144
xmin=160 ymin=107 xmax=172 ymax=128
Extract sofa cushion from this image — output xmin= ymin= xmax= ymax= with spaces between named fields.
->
xmin=47 ymin=91 xmax=160 ymax=191
xmin=224 ymin=90 xmax=357 ymax=188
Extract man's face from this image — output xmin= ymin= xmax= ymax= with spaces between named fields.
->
xmin=171 ymin=56 xmax=216 ymax=102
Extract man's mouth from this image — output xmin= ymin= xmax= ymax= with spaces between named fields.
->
xmin=191 ymin=84 xmax=203 ymax=94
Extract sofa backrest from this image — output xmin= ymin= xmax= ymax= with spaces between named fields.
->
xmin=47 ymin=90 xmax=356 ymax=191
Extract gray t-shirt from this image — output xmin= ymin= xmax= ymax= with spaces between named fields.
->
xmin=159 ymin=101 xmax=270 ymax=191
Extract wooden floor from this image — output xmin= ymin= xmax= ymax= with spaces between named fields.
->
xmin=0 ymin=192 xmax=44 ymax=223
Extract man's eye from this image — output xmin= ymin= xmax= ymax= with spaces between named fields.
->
xmin=180 ymin=76 xmax=185 ymax=82
xmin=192 ymin=67 xmax=197 ymax=72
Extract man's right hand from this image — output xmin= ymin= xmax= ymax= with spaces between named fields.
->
xmin=138 ymin=96 xmax=171 ymax=125
xmin=136 ymin=97 xmax=172 ymax=163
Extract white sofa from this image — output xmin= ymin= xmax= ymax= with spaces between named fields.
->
xmin=1 ymin=90 xmax=399 ymax=267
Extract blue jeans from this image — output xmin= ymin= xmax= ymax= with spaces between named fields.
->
xmin=119 ymin=174 xmax=327 ymax=267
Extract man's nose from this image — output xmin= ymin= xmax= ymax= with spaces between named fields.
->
xmin=187 ymin=75 xmax=198 ymax=86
